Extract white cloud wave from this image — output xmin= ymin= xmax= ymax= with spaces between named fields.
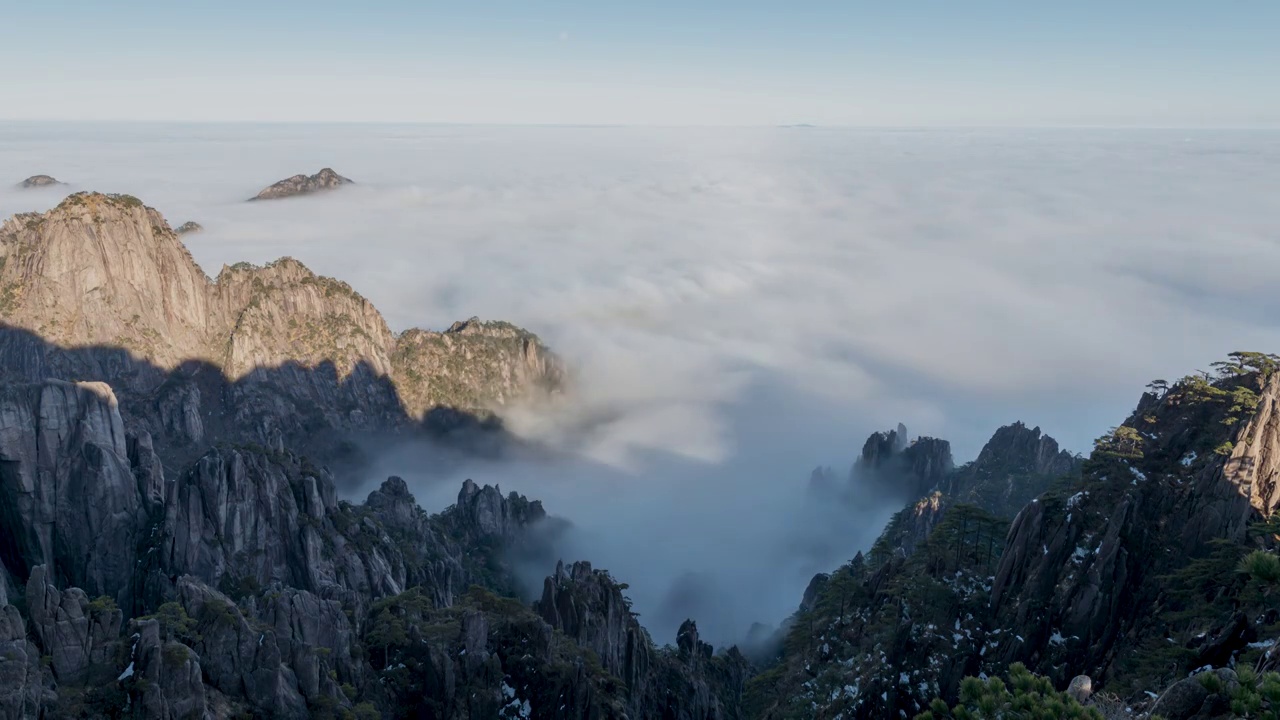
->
xmin=3 ymin=123 xmax=1278 ymax=643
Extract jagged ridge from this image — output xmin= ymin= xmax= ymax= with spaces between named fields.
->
xmin=753 ymin=358 xmax=1280 ymax=720
xmin=0 ymin=192 xmax=564 ymax=463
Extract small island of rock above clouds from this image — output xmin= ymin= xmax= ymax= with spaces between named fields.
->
xmin=17 ymin=175 xmax=64 ymax=188
xmin=248 ymin=167 xmax=353 ymax=200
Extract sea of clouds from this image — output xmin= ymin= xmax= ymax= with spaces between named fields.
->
xmin=2 ymin=122 xmax=1278 ymax=643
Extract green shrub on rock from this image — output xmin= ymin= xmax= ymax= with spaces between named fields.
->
xmin=915 ymin=663 xmax=1102 ymax=720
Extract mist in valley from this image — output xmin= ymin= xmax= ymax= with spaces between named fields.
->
xmin=2 ymin=122 xmax=1279 ymax=647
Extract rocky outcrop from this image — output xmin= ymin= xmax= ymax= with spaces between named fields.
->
xmin=25 ymin=565 xmax=122 ymax=686
xmin=753 ymin=419 xmax=1090 ymax=719
xmin=942 ymin=422 xmax=1079 ymax=516
xmin=0 ymin=604 xmax=43 ymax=719
xmin=852 ymin=424 xmax=954 ymax=504
xmin=456 ymin=478 xmax=548 ymax=541
xmin=1178 ymin=370 xmax=1280 ymax=549
xmin=126 ymin=617 xmax=210 ymax=720
xmin=251 ymin=586 xmax=364 ymax=702
xmin=393 ymin=318 xmax=566 ymax=414
xmin=987 ymin=370 xmax=1280 ymax=690
xmin=1148 ymin=668 xmax=1238 ymax=720
xmin=971 ymin=421 xmax=1078 ymax=479
xmin=174 ymin=577 xmax=313 ymax=718
xmin=17 ymin=175 xmax=61 ymax=188
xmin=0 ymin=371 xmax=581 ymax=717
xmin=249 ymin=168 xmax=353 ymax=201
xmin=0 ymin=381 xmax=149 ymax=605
xmin=536 ymin=560 xmax=748 ymax=720
xmin=365 ymin=584 xmax=633 ymax=719
xmin=799 ymin=571 xmax=830 ymax=614
xmin=882 ymin=491 xmax=947 ymax=559
xmin=857 ymin=423 xmax=909 ymax=468
xmin=158 ymin=445 xmax=406 ymax=601
xmin=536 ymin=561 xmax=652 ymax=695
xmin=0 ymin=193 xmax=564 ymax=465
xmin=0 ymin=194 xmax=210 ymax=372
xmin=174 ymin=221 xmax=203 ymax=235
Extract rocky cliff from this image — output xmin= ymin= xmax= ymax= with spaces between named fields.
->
xmin=535 ymin=561 xmax=749 ymax=719
xmin=0 ymin=373 xmax=631 ymax=719
xmin=850 ymin=423 xmax=955 ymax=505
xmin=0 ymin=191 xmax=771 ymax=719
xmin=752 ymin=357 xmax=1280 ymax=720
xmin=987 ymin=364 xmax=1280 ymax=697
xmin=752 ymin=419 xmax=1075 ymax=720
xmin=0 ymin=193 xmax=564 ymax=465
xmin=250 ymin=168 xmax=353 ymax=200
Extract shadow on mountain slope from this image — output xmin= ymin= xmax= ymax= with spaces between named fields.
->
xmin=0 ymin=322 xmax=517 ymax=475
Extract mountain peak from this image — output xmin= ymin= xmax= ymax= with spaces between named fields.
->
xmin=249 ymin=168 xmax=354 ymax=201
xmin=851 ymin=424 xmax=954 ymax=503
xmin=972 ymin=421 xmax=1077 ymax=478
xmin=0 ymin=191 xmax=208 ymax=366
xmin=0 ymin=193 xmax=564 ymax=460
xmin=53 ymin=191 xmax=147 ymax=214
xmin=17 ymin=174 xmax=63 ymax=188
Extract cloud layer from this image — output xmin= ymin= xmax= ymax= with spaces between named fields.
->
xmin=3 ymin=123 xmax=1279 ymax=643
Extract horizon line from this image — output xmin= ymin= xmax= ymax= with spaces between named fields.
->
xmin=1 ymin=118 xmax=1278 ymax=132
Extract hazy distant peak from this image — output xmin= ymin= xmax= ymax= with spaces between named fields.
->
xmin=17 ymin=174 xmax=63 ymax=188
xmin=249 ymin=167 xmax=354 ymax=201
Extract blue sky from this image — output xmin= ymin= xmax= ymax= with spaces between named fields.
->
xmin=2 ymin=1 xmax=1277 ymax=125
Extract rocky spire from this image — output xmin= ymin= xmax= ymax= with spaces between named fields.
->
xmin=851 ymin=423 xmax=955 ymax=503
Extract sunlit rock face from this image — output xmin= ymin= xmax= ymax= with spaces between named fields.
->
xmin=0 ymin=192 xmax=564 ymax=464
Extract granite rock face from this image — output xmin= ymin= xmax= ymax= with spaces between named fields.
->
xmin=0 ymin=193 xmax=565 ymax=466
xmin=0 ymin=381 xmax=148 ymax=605
xmin=757 ymin=365 xmax=1280 ymax=719
xmin=987 ymin=371 xmax=1280 ymax=684
xmin=249 ymin=168 xmax=353 ymax=200
xmin=851 ymin=424 xmax=955 ymax=504
xmin=0 ymin=604 xmax=44 ymax=719
xmin=0 ymin=374 xmax=582 ymax=717
xmin=942 ymin=421 xmax=1078 ymax=515
xmin=25 ymin=565 xmax=123 ymax=686
xmin=536 ymin=560 xmax=749 ymax=720
xmin=126 ymin=616 xmax=210 ymax=720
